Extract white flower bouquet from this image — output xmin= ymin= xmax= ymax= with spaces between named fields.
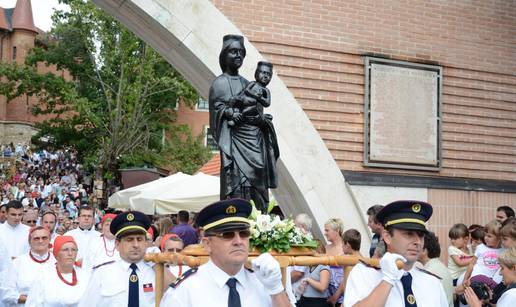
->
xmin=249 ymin=204 xmax=317 ymax=253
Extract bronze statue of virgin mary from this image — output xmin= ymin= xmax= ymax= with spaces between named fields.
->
xmin=208 ymin=35 xmax=279 ymax=212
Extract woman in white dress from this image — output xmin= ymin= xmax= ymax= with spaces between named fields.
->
xmin=3 ymin=226 xmax=56 ymax=306
xmin=25 ymin=236 xmax=89 ymax=307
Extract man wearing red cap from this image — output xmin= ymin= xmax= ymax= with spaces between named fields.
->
xmin=78 ymin=211 xmax=155 ymax=307
xmin=344 ymin=200 xmax=448 ymax=307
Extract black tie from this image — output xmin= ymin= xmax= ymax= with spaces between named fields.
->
xmin=401 ymin=273 xmax=417 ymax=307
xmin=128 ymin=263 xmax=139 ymax=307
xmin=226 ymin=278 xmax=241 ymax=307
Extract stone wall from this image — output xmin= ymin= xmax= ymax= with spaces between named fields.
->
xmin=0 ymin=121 xmax=37 ymax=145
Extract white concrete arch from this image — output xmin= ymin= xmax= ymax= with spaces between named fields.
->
xmin=92 ymin=0 xmax=369 ymax=245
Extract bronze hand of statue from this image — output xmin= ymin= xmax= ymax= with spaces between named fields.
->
xmin=232 ymin=112 xmax=243 ymax=125
xmin=227 ymin=95 xmax=243 ymax=126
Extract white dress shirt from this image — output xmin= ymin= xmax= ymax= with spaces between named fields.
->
xmin=344 ymin=262 xmax=448 ymax=307
xmin=78 ymin=259 xmax=155 ymax=307
xmin=0 ymin=241 xmax=13 ymax=307
xmin=24 ymin=265 xmax=89 ymax=307
xmin=64 ymin=227 xmax=101 ymax=262
xmin=3 ymin=252 xmax=56 ymax=306
xmin=159 ymin=260 xmax=272 ymax=307
xmin=0 ymin=223 xmax=30 ymax=259
xmin=83 ymin=235 xmax=119 ymax=270
xmin=423 ymin=258 xmax=454 ymax=307
xmin=168 ymin=264 xmax=191 ymax=279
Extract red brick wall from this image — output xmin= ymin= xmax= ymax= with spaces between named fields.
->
xmin=212 ymin=0 xmax=516 ymax=181
xmin=1 ymin=30 xmax=70 ymax=127
xmin=175 ymin=101 xmax=210 ymax=138
xmin=428 ymin=189 xmax=516 ymax=264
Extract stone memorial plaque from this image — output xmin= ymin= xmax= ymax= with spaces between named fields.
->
xmin=369 ymin=63 xmax=439 ymax=166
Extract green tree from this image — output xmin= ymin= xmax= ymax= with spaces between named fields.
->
xmin=0 ymin=0 xmax=211 ymax=185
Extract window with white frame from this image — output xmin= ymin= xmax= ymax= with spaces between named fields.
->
xmin=196 ymin=97 xmax=209 ymax=111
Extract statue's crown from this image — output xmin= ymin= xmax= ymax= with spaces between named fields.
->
xmin=223 ymin=34 xmax=244 ymax=45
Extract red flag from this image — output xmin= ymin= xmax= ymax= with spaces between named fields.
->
xmin=143 ymin=283 xmax=154 ymax=292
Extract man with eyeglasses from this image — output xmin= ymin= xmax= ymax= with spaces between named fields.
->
xmin=160 ymin=234 xmax=190 ymax=282
xmin=21 ymin=209 xmax=38 ymax=227
xmin=160 ymin=198 xmax=292 ymax=307
xmin=0 ymin=200 xmax=30 ymax=259
xmin=3 ymin=226 xmax=56 ymax=305
xmin=64 ymin=205 xmax=101 ymax=266
xmin=78 ymin=211 xmax=155 ymax=307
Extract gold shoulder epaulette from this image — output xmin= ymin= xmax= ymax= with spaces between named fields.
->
xmin=170 ymin=268 xmax=198 ymax=289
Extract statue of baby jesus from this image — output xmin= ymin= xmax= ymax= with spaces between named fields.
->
xmin=228 ymin=61 xmax=273 ymax=126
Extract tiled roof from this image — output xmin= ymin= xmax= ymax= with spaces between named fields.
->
xmin=0 ymin=8 xmax=8 ymax=30
xmin=197 ymin=153 xmax=220 ymax=176
xmin=11 ymin=0 xmax=37 ymax=33
xmin=3 ymin=8 xmax=14 ymax=30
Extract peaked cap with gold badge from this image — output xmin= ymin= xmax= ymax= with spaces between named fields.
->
xmin=110 ymin=211 xmax=151 ymax=239
xmin=196 ymin=198 xmax=252 ymax=234
xmin=376 ymin=200 xmax=433 ymax=232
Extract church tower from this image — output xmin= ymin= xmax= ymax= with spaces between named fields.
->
xmin=0 ymin=0 xmax=39 ymax=145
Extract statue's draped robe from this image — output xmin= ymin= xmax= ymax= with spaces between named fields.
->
xmin=209 ymin=73 xmax=279 ymax=211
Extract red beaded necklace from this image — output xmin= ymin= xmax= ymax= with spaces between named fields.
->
xmin=29 ymin=251 xmax=50 ymax=264
xmin=102 ymin=235 xmax=116 ymax=257
xmin=55 ymin=266 xmax=77 ymax=286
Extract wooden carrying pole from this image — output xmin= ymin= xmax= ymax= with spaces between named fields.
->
xmin=145 ymin=253 xmax=404 ymax=307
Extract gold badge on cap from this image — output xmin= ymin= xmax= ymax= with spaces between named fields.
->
xmin=127 ymin=213 xmax=135 ymax=221
xmin=130 ymin=274 xmax=138 ymax=283
xmin=407 ymin=294 xmax=416 ymax=304
xmin=412 ymin=203 xmax=421 ymax=213
xmin=226 ymin=205 xmax=237 ymax=214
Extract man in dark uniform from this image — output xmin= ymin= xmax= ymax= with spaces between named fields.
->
xmin=344 ymin=200 xmax=448 ymax=307
xmin=160 ymin=198 xmax=291 ymax=307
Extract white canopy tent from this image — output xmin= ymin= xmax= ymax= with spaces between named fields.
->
xmin=108 ymin=172 xmax=220 ymax=214
xmin=108 ymin=172 xmax=191 ymax=210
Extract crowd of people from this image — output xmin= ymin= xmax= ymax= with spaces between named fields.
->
xmin=0 ymin=144 xmax=515 ymax=307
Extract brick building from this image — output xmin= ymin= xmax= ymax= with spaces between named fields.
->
xmin=0 ymin=0 xmax=65 ymax=145
xmin=172 ymin=0 xmax=515 ymax=258
xmin=225 ymin=0 xmax=516 ymax=256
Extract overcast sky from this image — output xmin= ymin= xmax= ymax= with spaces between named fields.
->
xmin=0 ymin=0 xmax=67 ymax=32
